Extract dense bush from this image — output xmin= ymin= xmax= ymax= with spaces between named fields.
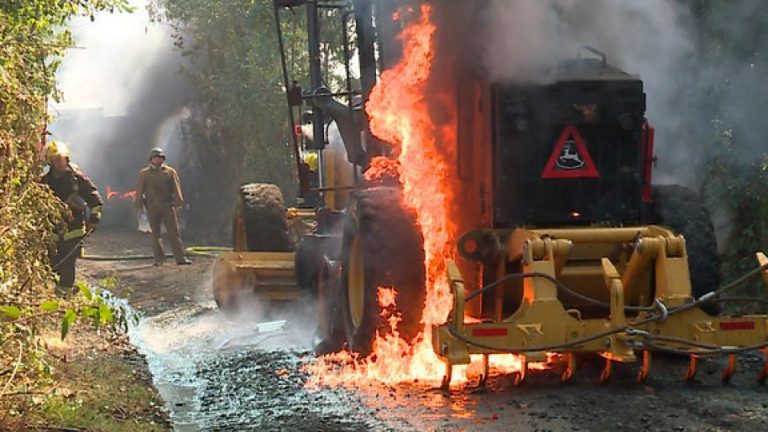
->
xmin=0 ymin=0 xmax=131 ymax=409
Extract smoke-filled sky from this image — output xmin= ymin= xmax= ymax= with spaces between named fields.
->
xmin=487 ymin=0 xmax=768 ymax=185
xmin=49 ymin=0 xmax=189 ymax=194
xmin=52 ymin=0 xmax=172 ymax=116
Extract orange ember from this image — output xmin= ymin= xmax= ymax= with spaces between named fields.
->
xmin=105 ymin=185 xmax=136 ymax=201
xmin=307 ymin=3 xmax=542 ymax=388
xmin=363 ymin=156 xmax=400 ymax=183
xmin=106 ymin=185 xmax=118 ymax=201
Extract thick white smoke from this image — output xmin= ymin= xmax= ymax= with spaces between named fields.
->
xmin=49 ymin=0 xmax=188 ymax=194
xmin=52 ymin=1 xmax=170 ymax=117
xmin=481 ymin=0 xmax=697 ymax=184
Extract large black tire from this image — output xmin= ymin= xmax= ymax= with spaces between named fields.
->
xmin=340 ymin=187 xmax=426 ymax=357
xmin=313 ymin=259 xmax=346 ymax=355
xmin=295 ymin=234 xmax=347 ymax=355
xmin=233 ymin=183 xmax=292 ymax=252
xmin=652 ymin=185 xmax=720 ymax=314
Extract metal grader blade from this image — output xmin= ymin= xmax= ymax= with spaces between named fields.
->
xmin=212 ymin=251 xmax=300 ymax=312
xmin=433 ymin=226 xmax=768 ymax=388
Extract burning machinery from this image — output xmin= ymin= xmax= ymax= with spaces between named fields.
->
xmin=212 ymin=1 xmax=768 ymax=387
xmin=431 ymin=55 xmax=768 ymax=386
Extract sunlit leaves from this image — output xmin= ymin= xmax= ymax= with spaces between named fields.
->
xmin=98 ymin=303 xmax=113 ymax=325
xmin=0 ymin=306 xmax=21 ymax=320
xmin=39 ymin=300 xmax=59 ymax=311
xmin=77 ymin=281 xmax=93 ymax=301
xmin=1 ymin=0 xmax=136 ymax=405
xmin=60 ymin=309 xmax=77 ymax=340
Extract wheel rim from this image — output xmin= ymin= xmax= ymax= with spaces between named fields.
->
xmin=347 ymin=236 xmax=365 ymax=329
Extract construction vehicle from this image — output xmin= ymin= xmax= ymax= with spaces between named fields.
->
xmin=213 ymin=0 xmax=768 ymax=385
xmin=431 ymin=51 xmax=768 ymax=386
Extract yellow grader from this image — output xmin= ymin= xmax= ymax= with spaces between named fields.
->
xmin=212 ymin=0 xmax=768 ymax=386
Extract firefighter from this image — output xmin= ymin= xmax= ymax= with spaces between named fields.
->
xmin=298 ymin=152 xmax=320 ymax=207
xmin=135 ymin=147 xmax=191 ymax=266
xmin=42 ymin=141 xmax=103 ymax=293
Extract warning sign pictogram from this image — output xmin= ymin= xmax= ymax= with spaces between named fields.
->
xmin=541 ymin=125 xmax=600 ymax=179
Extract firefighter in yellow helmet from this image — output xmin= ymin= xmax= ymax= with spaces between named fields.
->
xmin=135 ymin=147 xmax=190 ymax=266
xmin=303 ymin=152 xmax=318 ymax=172
xmin=42 ymin=141 xmax=103 ymax=292
xmin=298 ymin=152 xmax=320 ymax=207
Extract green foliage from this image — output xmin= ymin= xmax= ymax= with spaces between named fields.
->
xmin=0 ymin=306 xmax=22 ymax=320
xmin=703 ymin=127 xmax=768 ymax=310
xmin=0 ymin=0 xmax=133 ymax=409
xmin=686 ymin=0 xmax=768 ymax=309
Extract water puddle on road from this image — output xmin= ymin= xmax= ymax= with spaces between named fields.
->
xmin=127 ymin=302 xmax=383 ymax=431
xmin=127 ymin=303 xmax=296 ymax=430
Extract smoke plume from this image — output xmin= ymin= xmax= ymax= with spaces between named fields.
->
xmin=49 ymin=0 xmax=190 ymax=216
xmin=478 ymin=0 xmax=768 ymax=187
xmin=477 ymin=0 xmax=700 ymax=184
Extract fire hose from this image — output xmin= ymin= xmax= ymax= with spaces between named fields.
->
xmin=79 ymin=245 xmax=231 ymax=261
xmin=51 ymin=228 xmax=96 ymax=270
xmin=51 ymin=230 xmax=231 ymax=264
xmin=447 ymin=262 xmax=768 ymax=354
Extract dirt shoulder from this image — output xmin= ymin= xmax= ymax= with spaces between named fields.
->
xmin=80 ymin=229 xmax=210 ymax=315
xmin=4 ymin=307 xmax=170 ymax=431
xmin=3 ymin=228 xmax=189 ymax=432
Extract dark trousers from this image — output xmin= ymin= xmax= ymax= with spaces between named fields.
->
xmin=51 ymin=236 xmax=82 ymax=292
xmin=147 ymin=205 xmax=185 ymax=263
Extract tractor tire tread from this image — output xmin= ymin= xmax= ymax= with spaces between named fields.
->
xmin=652 ymin=185 xmax=720 ymax=313
xmin=237 ymin=183 xmax=292 ymax=252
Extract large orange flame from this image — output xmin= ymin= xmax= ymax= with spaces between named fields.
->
xmin=307 ymin=3 xmax=540 ymax=388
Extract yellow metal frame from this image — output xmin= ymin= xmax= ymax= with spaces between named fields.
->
xmin=221 ymin=207 xmax=314 ymax=306
xmin=212 ymin=251 xmax=300 ymax=305
xmin=433 ymin=226 xmax=768 ymax=385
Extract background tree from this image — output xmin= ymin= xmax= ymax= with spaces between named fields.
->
xmin=684 ymin=0 xmax=768 ymax=307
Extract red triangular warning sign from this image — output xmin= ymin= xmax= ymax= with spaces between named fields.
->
xmin=541 ymin=125 xmax=600 ymax=179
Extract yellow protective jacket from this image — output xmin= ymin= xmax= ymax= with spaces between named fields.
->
xmin=135 ymin=163 xmax=184 ymax=211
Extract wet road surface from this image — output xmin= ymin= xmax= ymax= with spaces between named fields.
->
xmin=128 ymin=302 xmax=768 ymax=432
xmin=85 ymin=230 xmax=768 ymax=432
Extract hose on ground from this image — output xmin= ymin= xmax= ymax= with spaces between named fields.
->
xmin=80 ymin=245 xmax=232 ymax=261
xmin=185 ymin=246 xmax=232 ymax=257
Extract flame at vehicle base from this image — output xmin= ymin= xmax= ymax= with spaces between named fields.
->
xmin=306 ymin=4 xmax=549 ymax=389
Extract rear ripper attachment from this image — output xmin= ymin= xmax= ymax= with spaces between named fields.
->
xmin=213 ymin=184 xmax=315 ymax=314
xmin=433 ymin=227 xmax=768 ymax=388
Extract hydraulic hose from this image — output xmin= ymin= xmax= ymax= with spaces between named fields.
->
xmin=448 ymin=262 xmax=768 ymax=355
xmin=464 ymin=271 xmax=658 ymax=312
